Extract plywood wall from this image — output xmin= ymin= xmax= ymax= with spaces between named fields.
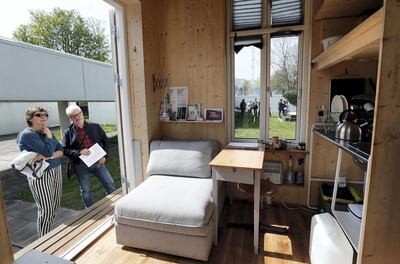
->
xmin=127 ymin=0 xmax=226 ymax=179
xmin=157 ymin=0 xmax=227 ymax=145
xmin=142 ymin=0 xmax=163 ymax=144
xmin=126 ymin=3 xmax=151 ymax=179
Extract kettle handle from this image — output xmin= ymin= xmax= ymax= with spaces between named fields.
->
xmin=339 ymin=109 xmax=359 ymax=123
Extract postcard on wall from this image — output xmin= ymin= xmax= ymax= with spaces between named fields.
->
xmin=167 ymin=86 xmax=188 ymax=114
xmin=187 ymin=104 xmax=200 ymax=121
xmin=204 ymin=108 xmax=223 ymax=122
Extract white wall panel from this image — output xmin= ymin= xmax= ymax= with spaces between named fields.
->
xmin=0 ymin=37 xmax=114 ymax=102
xmin=83 ymin=62 xmax=115 ymax=101
xmin=88 ymin=102 xmax=117 ymax=124
xmin=0 ymin=102 xmax=59 ymax=135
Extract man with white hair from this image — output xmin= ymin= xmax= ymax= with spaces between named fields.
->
xmin=62 ymin=105 xmax=115 ymax=208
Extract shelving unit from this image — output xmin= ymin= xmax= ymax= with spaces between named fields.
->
xmin=315 ymin=0 xmax=382 ymax=20
xmin=264 ymin=148 xmax=308 ymax=154
xmin=160 ymin=120 xmax=223 ymax=124
xmin=307 ymin=125 xmax=370 ymax=253
xmin=312 ymin=7 xmax=383 ymax=70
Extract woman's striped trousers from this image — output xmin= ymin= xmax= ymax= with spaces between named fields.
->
xmin=27 ymin=165 xmax=62 ymax=237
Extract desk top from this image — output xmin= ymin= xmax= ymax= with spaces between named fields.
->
xmin=209 ymin=149 xmax=265 ymax=170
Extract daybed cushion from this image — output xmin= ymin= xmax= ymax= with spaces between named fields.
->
xmin=146 ymin=140 xmax=219 ymax=178
xmin=115 ymin=175 xmax=213 ymax=236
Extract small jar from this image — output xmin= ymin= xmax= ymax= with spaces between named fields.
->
xmin=272 ymin=136 xmax=279 ymax=149
xmin=298 ymin=142 xmax=306 ymax=150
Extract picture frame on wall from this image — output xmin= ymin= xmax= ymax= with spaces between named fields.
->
xmin=204 ymin=108 xmax=223 ymax=122
xmin=176 ymin=106 xmax=187 ymax=120
xmin=187 ymin=104 xmax=201 ymax=121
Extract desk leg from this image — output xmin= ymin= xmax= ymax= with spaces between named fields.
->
xmin=212 ymin=167 xmax=218 ymax=246
xmin=254 ymin=169 xmax=260 ymax=254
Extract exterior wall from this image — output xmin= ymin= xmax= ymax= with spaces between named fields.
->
xmin=0 ymin=102 xmax=59 ymax=135
xmin=88 ymin=102 xmax=117 ymax=125
xmin=0 ymin=37 xmax=115 ymax=102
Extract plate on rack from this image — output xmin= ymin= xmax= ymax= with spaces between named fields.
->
xmin=331 ymin=95 xmax=345 ymax=113
xmin=331 ymin=95 xmax=346 ymax=122
xmin=340 ymin=95 xmax=349 ymax=111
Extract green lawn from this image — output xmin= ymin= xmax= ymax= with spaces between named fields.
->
xmin=234 ymin=112 xmax=296 ymax=139
xmin=13 ymin=135 xmax=121 ymax=210
xmin=52 ymin=124 xmax=117 ymax=141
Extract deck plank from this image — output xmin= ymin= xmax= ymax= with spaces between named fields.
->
xmin=14 ymin=188 xmax=122 ymax=259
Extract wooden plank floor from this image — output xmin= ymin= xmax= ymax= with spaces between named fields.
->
xmin=14 ymin=188 xmax=123 ymax=259
xmin=73 ymin=201 xmax=314 ymax=264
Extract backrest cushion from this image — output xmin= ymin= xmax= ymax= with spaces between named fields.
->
xmin=146 ymin=140 xmax=219 ymax=178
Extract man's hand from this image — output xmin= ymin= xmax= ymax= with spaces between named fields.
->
xmin=99 ymin=157 xmax=106 ymax=165
xmin=80 ymin=149 xmax=91 ymax=155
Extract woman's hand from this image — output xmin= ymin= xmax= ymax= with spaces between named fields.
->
xmin=42 ymin=127 xmax=52 ymax=139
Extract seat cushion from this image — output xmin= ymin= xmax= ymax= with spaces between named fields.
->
xmin=146 ymin=140 xmax=219 ymax=178
xmin=115 ymin=176 xmax=213 ymax=235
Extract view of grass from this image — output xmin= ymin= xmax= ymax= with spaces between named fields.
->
xmin=13 ymin=135 xmax=121 ymax=210
xmin=52 ymin=124 xmax=117 ymax=141
xmin=234 ymin=112 xmax=296 ymax=139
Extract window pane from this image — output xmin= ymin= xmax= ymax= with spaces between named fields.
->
xmin=269 ymin=35 xmax=299 ymax=140
xmin=234 ymin=46 xmax=261 ymax=139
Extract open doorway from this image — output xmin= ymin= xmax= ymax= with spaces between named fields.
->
xmin=0 ymin=0 xmax=134 ymax=254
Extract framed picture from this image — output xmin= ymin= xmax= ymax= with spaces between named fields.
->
xmin=187 ymin=104 xmax=201 ymax=121
xmin=204 ymin=108 xmax=223 ymax=122
xmin=176 ymin=106 xmax=187 ymax=120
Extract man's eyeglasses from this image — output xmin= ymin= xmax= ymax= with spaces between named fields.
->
xmin=70 ymin=111 xmax=82 ymax=119
xmin=34 ymin=113 xmax=49 ymax=118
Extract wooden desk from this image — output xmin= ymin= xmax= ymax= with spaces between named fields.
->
xmin=209 ymin=149 xmax=265 ymax=254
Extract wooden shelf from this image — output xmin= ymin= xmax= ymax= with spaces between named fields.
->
xmin=265 ymin=149 xmax=308 ymax=154
xmin=312 ymin=7 xmax=383 ymax=70
xmin=160 ymin=120 xmax=223 ymax=124
xmin=315 ymin=0 xmax=382 ymax=20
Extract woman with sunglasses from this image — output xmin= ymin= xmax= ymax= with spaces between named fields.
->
xmin=16 ymin=106 xmax=63 ymax=237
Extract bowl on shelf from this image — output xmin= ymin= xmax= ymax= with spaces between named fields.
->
xmin=322 ymin=35 xmax=342 ymax=51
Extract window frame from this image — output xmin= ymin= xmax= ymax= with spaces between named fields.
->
xmin=228 ymin=0 xmax=310 ymax=144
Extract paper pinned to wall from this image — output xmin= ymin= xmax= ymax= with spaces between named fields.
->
xmin=167 ymin=86 xmax=188 ymax=113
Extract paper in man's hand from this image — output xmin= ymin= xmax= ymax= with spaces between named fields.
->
xmin=79 ymin=143 xmax=107 ymax=167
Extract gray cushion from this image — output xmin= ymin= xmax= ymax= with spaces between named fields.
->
xmin=115 ymin=175 xmax=213 ymax=228
xmin=146 ymin=140 xmax=219 ymax=178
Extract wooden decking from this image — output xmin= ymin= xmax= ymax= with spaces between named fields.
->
xmin=14 ymin=188 xmax=123 ymax=260
xmin=73 ymin=201 xmax=314 ymax=264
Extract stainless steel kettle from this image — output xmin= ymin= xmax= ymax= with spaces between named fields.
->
xmin=335 ymin=110 xmax=362 ymax=141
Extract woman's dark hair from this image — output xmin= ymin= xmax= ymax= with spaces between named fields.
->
xmin=25 ymin=107 xmax=48 ymax=127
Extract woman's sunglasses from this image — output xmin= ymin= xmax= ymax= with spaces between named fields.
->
xmin=34 ymin=113 xmax=49 ymax=118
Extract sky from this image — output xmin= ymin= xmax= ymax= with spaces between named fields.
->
xmin=0 ymin=0 xmax=113 ymax=39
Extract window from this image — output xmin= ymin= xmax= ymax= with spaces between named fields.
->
xmin=230 ymin=0 xmax=306 ymax=143
xmin=269 ymin=34 xmax=301 ymax=140
xmin=234 ymin=38 xmax=261 ymax=139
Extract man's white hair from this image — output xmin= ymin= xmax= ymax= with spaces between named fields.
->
xmin=66 ymin=104 xmax=82 ymax=116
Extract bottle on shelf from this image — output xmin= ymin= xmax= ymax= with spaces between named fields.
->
xmin=286 ymin=155 xmax=295 ymax=184
xmin=296 ymin=158 xmax=304 ymax=185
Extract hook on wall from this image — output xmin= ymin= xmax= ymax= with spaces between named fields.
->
xmin=152 ymin=74 xmax=168 ymax=92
